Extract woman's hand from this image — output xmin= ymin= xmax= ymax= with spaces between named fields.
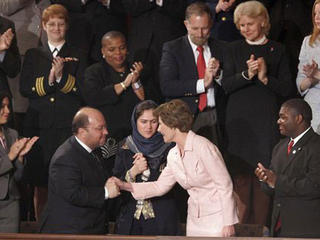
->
xmin=18 ymin=136 xmax=39 ymax=159
xmin=52 ymin=56 xmax=64 ymax=80
xmin=130 ymin=153 xmax=148 ymax=178
xmin=8 ymin=138 xmax=29 ymax=161
xmin=246 ymin=54 xmax=258 ymax=80
xmin=221 ymin=225 xmax=235 ymax=237
xmin=130 ymin=61 xmax=143 ymax=84
xmin=257 ymin=57 xmax=268 ymax=85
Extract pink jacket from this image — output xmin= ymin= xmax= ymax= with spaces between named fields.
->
xmin=131 ymin=131 xmax=238 ymax=236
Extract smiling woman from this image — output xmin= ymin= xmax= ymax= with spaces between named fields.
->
xmin=221 ymin=0 xmax=294 ymax=226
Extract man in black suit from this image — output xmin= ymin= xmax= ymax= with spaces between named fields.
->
xmin=0 ymin=16 xmax=21 ymax=95
xmin=40 ymin=107 xmax=120 ymax=234
xmin=255 ymin=98 xmax=320 ymax=238
xmin=159 ymin=1 xmax=226 ymax=146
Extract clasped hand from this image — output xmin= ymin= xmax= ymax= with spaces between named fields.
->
xmin=204 ymin=57 xmax=220 ymax=88
xmin=255 ymin=162 xmax=276 ymax=188
xmin=49 ymin=57 xmax=64 ymax=85
xmin=8 ymin=136 xmax=39 ymax=162
xmin=0 ymin=28 xmax=14 ymax=52
xmin=246 ymin=54 xmax=268 ymax=84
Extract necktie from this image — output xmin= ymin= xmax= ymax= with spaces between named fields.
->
xmin=52 ymin=48 xmax=58 ymax=57
xmin=196 ymin=46 xmax=207 ymax=111
xmin=287 ymin=139 xmax=294 ymax=155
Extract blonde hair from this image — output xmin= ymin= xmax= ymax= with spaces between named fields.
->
xmin=234 ymin=1 xmax=270 ymax=35
xmin=309 ymin=0 xmax=320 ymax=46
xmin=42 ymin=4 xmax=68 ymax=25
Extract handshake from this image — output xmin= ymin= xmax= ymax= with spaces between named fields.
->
xmin=105 ymin=176 xmax=130 ymax=198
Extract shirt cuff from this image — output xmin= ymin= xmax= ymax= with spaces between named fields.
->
xmin=215 ymin=69 xmax=223 ymax=85
xmin=101 ymin=0 xmax=110 ymax=8
xmin=0 ymin=51 xmax=6 ymax=62
xmin=104 ymin=187 xmax=109 ymax=199
xmin=56 ymin=76 xmax=62 ymax=83
xmin=196 ymin=79 xmax=205 ymax=94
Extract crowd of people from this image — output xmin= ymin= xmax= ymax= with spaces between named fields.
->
xmin=0 ymin=0 xmax=320 ymax=238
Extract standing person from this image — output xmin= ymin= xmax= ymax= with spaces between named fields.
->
xmin=113 ymin=100 xmax=180 ymax=235
xmin=222 ymin=0 xmax=294 ymax=225
xmin=296 ymin=0 xmax=320 ymax=134
xmin=255 ymin=98 xmax=320 ymax=238
xmin=122 ymin=0 xmax=187 ymax=102
xmin=83 ymin=31 xmax=144 ymax=146
xmin=0 ymin=16 xmax=21 ymax=95
xmin=40 ymin=107 xmax=120 ymax=234
xmin=19 ymin=4 xmax=88 ymax=220
xmin=0 ymin=91 xmax=38 ymax=233
xmin=113 ymin=99 xmax=238 ymax=237
xmin=160 ymin=1 xmax=227 ymax=147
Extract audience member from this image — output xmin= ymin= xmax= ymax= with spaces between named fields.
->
xmin=82 ymin=31 xmax=144 ymax=150
xmin=266 ymin=0 xmax=314 ymax=88
xmin=0 ymin=91 xmax=38 ymax=233
xmin=113 ymin=100 xmax=180 ymax=235
xmin=122 ymin=0 xmax=187 ymax=102
xmin=19 ymin=4 xmax=88 ymax=220
xmin=113 ymin=99 xmax=238 ymax=237
xmin=160 ymin=1 xmax=227 ymax=147
xmin=0 ymin=16 xmax=21 ymax=95
xmin=50 ymin=0 xmax=126 ymax=63
xmin=39 ymin=107 xmax=120 ymax=234
xmin=255 ymin=98 xmax=320 ymax=238
xmin=222 ymin=0 xmax=294 ymax=225
xmin=296 ymin=0 xmax=320 ymax=134
xmin=0 ymin=0 xmax=30 ymax=15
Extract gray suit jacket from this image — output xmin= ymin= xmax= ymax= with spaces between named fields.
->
xmin=0 ymin=127 xmax=22 ymax=201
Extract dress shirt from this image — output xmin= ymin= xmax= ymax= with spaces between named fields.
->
xmin=290 ymin=127 xmax=311 ymax=147
xmin=75 ymin=136 xmax=109 ymax=199
xmin=188 ymin=36 xmax=221 ymax=108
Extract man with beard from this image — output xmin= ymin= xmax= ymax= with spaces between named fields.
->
xmin=159 ymin=1 xmax=227 ymax=147
xmin=255 ymin=98 xmax=320 ymax=238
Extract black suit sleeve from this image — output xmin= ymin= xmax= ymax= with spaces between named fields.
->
xmin=51 ymin=155 xmax=105 ymax=208
xmin=159 ymin=42 xmax=197 ymax=98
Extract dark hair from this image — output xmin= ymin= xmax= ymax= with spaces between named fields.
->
xmin=134 ymin=100 xmax=158 ymax=121
xmin=101 ymin=31 xmax=126 ymax=47
xmin=71 ymin=110 xmax=89 ymax=134
xmin=282 ymin=98 xmax=312 ymax=126
xmin=154 ymin=99 xmax=193 ymax=133
xmin=0 ymin=91 xmax=11 ymax=125
xmin=185 ymin=1 xmax=212 ymax=20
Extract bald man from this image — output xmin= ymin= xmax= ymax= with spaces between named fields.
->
xmin=40 ymin=107 xmax=120 ymax=234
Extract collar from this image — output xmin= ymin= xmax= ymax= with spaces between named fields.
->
xmin=183 ymin=130 xmax=196 ymax=152
xmin=75 ymin=136 xmax=92 ymax=153
xmin=47 ymin=41 xmax=65 ymax=53
xmin=245 ymin=35 xmax=267 ymax=45
xmin=291 ymin=127 xmax=311 ymax=146
xmin=187 ymin=35 xmax=210 ymax=55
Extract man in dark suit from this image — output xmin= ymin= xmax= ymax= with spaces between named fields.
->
xmin=255 ymin=98 xmax=320 ymax=238
xmin=159 ymin=1 xmax=226 ymax=146
xmin=0 ymin=16 xmax=21 ymax=95
xmin=40 ymin=107 xmax=120 ymax=234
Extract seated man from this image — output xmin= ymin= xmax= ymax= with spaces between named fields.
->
xmin=255 ymin=98 xmax=320 ymax=238
xmin=40 ymin=107 xmax=120 ymax=234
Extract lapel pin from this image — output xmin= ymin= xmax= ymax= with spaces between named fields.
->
xmin=298 ymin=147 xmax=302 ymax=151
xmin=292 ymin=150 xmax=296 ymax=154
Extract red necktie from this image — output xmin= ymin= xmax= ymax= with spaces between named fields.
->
xmin=287 ymin=139 xmax=294 ymax=155
xmin=196 ymin=46 xmax=207 ymax=111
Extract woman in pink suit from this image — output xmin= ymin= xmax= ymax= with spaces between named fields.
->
xmin=114 ymin=99 xmax=238 ymax=237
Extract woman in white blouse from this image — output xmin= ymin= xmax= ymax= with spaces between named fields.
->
xmin=296 ymin=0 xmax=320 ymax=133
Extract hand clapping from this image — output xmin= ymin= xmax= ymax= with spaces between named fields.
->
xmin=0 ymin=28 xmax=14 ymax=52
xmin=8 ymin=136 xmax=39 ymax=162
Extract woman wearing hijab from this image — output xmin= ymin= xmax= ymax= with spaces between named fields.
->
xmin=113 ymin=100 xmax=180 ymax=235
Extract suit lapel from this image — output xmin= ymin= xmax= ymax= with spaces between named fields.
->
xmin=183 ymin=36 xmax=198 ymax=80
xmin=281 ymin=129 xmax=315 ymax=173
xmin=39 ymin=44 xmax=53 ymax=62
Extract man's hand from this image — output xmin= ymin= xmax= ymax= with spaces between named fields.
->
xmin=105 ymin=178 xmax=120 ymax=198
xmin=255 ymin=162 xmax=277 ymax=188
xmin=204 ymin=57 xmax=220 ymax=88
xmin=0 ymin=28 xmax=14 ymax=52
xmin=222 ymin=225 xmax=235 ymax=237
